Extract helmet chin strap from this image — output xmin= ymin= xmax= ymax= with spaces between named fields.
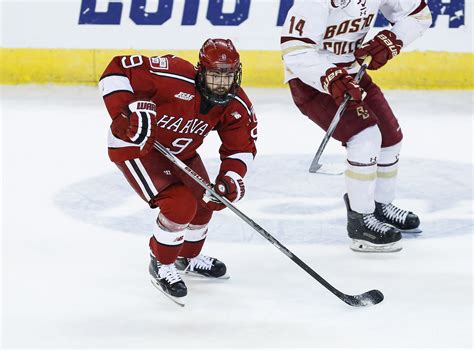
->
xmin=202 ymin=88 xmax=235 ymax=106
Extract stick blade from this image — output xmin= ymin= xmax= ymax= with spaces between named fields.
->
xmin=341 ymin=289 xmax=384 ymax=307
xmin=308 ymin=163 xmax=322 ymax=173
xmin=309 ymin=162 xmax=344 ymax=175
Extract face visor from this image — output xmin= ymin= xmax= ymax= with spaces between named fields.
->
xmin=197 ymin=38 xmax=242 ymax=106
xmin=197 ymin=64 xmax=242 ymax=106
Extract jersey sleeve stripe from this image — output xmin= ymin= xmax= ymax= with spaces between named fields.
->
xmin=281 ymin=39 xmax=317 ymax=56
xmin=148 ymin=70 xmax=195 ymax=84
xmin=409 ymin=0 xmax=427 ymax=16
xmin=281 ymin=36 xmax=316 ymax=45
xmin=225 ymin=152 xmax=254 ymax=171
xmin=282 ymin=45 xmax=315 ymax=56
xmin=99 ymin=73 xmax=127 ymax=81
xmin=335 ymin=60 xmax=357 ymax=68
xmin=108 ymin=128 xmax=134 ymax=148
xmin=102 ymin=90 xmax=134 ymax=99
xmin=99 ymin=75 xmax=134 ymax=97
xmin=233 ymin=96 xmax=252 ymax=116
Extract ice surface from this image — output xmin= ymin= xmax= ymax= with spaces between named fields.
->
xmin=1 ymin=86 xmax=473 ymax=348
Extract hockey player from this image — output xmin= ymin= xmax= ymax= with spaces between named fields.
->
xmin=99 ymin=39 xmax=257 ymax=304
xmin=281 ymin=0 xmax=431 ymax=252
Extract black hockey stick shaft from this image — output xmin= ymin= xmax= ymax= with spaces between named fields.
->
xmin=309 ymin=58 xmax=371 ymax=173
xmin=153 ymin=141 xmax=383 ymax=307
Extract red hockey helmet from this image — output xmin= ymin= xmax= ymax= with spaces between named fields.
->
xmin=196 ymin=38 xmax=242 ymax=106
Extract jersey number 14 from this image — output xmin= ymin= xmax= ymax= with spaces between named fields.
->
xmin=289 ymin=16 xmax=306 ymax=36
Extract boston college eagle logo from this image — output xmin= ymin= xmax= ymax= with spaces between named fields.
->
xmin=331 ymin=0 xmax=351 ymax=8
xmin=356 ymin=106 xmax=369 ymax=119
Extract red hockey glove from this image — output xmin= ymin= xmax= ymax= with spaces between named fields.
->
xmin=321 ymin=67 xmax=362 ymax=106
xmin=203 ymin=171 xmax=246 ymax=211
xmin=111 ymin=100 xmax=157 ymax=156
xmin=127 ymin=100 xmax=157 ymax=155
xmin=354 ymin=30 xmax=403 ymax=70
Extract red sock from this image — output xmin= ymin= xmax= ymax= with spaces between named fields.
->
xmin=149 ymin=235 xmax=183 ymax=264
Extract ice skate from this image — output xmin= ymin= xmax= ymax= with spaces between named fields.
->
xmin=375 ymin=201 xmax=421 ymax=233
xmin=175 ymin=254 xmax=229 ymax=279
xmin=149 ymin=254 xmax=187 ymax=306
xmin=344 ymin=194 xmax=402 ymax=252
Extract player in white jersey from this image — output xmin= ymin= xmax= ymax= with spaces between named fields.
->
xmin=281 ymin=0 xmax=432 ymax=252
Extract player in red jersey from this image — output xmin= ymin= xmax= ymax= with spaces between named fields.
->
xmin=281 ymin=0 xmax=431 ymax=252
xmin=99 ymin=39 xmax=257 ymax=305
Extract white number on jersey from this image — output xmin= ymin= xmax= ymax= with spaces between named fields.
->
xmin=121 ymin=55 xmax=143 ymax=69
xmin=169 ymin=137 xmax=193 ymax=155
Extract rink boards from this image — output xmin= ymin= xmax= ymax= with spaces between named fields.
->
xmin=1 ymin=48 xmax=473 ymax=89
xmin=1 ymin=0 xmax=473 ymax=89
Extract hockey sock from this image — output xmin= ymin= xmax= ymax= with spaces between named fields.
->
xmin=375 ymin=142 xmax=402 ymax=204
xmin=345 ymin=161 xmax=377 ymax=213
xmin=179 ymin=224 xmax=208 ymax=259
xmin=345 ymin=125 xmax=381 ymax=213
xmin=149 ymin=213 xmax=188 ymax=264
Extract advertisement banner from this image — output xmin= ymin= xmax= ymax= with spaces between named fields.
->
xmin=1 ymin=0 xmax=472 ymax=52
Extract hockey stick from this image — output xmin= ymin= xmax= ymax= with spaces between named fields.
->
xmin=153 ymin=141 xmax=384 ymax=307
xmin=309 ymin=57 xmax=371 ymax=174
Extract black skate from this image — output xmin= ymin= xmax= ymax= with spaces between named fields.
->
xmin=344 ymin=194 xmax=402 ymax=253
xmin=149 ymin=254 xmax=187 ymax=306
xmin=375 ymin=201 xmax=422 ymax=233
xmin=175 ymin=254 xmax=229 ymax=279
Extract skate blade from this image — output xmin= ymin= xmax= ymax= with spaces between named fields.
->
xmin=179 ymin=270 xmax=230 ymax=280
xmin=350 ymin=239 xmax=402 ymax=253
xmin=311 ymin=163 xmax=344 ymax=176
xmin=150 ymin=279 xmax=186 ymax=307
xmin=401 ymin=227 xmax=422 ymax=234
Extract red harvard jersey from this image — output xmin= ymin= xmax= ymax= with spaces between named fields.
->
xmin=99 ymin=54 xmax=257 ymax=177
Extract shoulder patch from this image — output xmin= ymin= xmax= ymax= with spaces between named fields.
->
xmin=149 ymin=56 xmax=169 ymax=70
xmin=231 ymin=111 xmax=242 ymax=120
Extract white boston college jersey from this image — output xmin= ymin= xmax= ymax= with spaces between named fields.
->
xmin=281 ymin=0 xmax=431 ymax=92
